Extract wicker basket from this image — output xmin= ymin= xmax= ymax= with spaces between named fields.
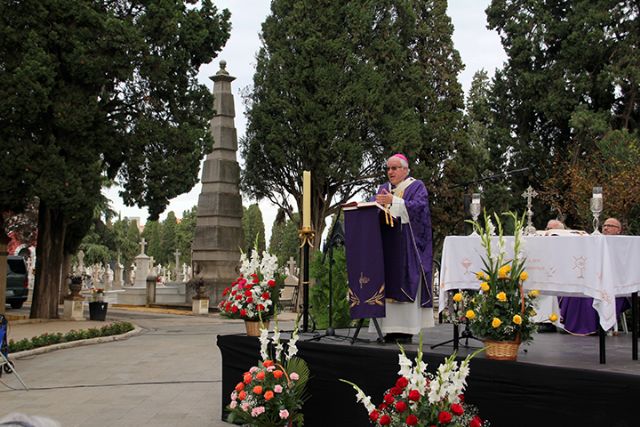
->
xmin=244 ymin=320 xmax=270 ymax=337
xmin=484 ymin=339 xmax=521 ymax=361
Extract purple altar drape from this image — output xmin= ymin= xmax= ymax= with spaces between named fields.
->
xmin=559 ymin=297 xmax=631 ymax=335
xmin=344 ymin=206 xmax=386 ymax=319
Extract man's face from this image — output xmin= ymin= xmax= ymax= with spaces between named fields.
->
xmin=603 ymin=219 xmax=622 ymax=235
xmin=386 ymin=158 xmax=408 ymax=186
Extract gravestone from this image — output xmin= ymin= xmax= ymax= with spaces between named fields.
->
xmin=133 ymin=238 xmax=151 ymax=288
xmin=105 ymin=264 xmax=114 ymax=290
xmin=174 ymin=250 xmax=182 ymax=282
xmin=113 ymin=252 xmax=123 ymax=290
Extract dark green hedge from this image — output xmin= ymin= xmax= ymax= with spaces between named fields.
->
xmin=8 ymin=321 xmax=135 ymax=352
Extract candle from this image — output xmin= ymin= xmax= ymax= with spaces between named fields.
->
xmin=303 ymin=170 xmax=311 ymax=229
xmin=592 ymin=186 xmax=603 ymax=198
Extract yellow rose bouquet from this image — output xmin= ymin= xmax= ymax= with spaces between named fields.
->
xmin=464 ymin=211 xmax=538 ymax=345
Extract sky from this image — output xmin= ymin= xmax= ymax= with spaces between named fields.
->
xmin=104 ymin=0 xmax=506 ymax=242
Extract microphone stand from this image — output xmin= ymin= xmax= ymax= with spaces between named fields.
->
xmin=306 ymin=219 xmax=352 ymax=342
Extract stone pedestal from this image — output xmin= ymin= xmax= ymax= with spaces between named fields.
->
xmin=63 ymin=299 xmax=85 ymax=320
xmin=134 ymin=254 xmax=150 ymax=288
xmin=113 ymin=262 xmax=123 ymax=290
xmin=192 ymin=298 xmax=209 ymax=315
xmin=146 ymin=275 xmax=157 ymax=307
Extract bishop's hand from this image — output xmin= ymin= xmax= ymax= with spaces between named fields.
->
xmin=375 ymin=190 xmax=393 ymax=205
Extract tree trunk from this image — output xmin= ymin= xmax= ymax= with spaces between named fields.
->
xmin=30 ymin=203 xmax=66 ymax=319
xmin=0 ymin=224 xmax=9 ymax=316
xmin=59 ymin=253 xmax=72 ymax=304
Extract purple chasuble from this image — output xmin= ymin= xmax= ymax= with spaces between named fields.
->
xmin=375 ymin=178 xmax=433 ymax=307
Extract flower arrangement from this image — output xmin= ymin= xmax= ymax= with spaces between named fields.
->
xmin=342 ymin=337 xmax=487 ymax=427
xmin=442 ymin=290 xmax=474 ymax=325
xmin=91 ymin=287 xmax=105 ymax=302
xmin=464 ymin=211 xmax=538 ymax=344
xmin=226 ymin=317 xmax=309 ymax=427
xmin=219 ymin=248 xmax=282 ymax=321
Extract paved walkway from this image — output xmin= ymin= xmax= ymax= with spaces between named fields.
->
xmin=0 ymin=306 xmax=297 ymax=427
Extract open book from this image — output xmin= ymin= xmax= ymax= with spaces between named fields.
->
xmin=341 ymin=201 xmax=386 ymax=211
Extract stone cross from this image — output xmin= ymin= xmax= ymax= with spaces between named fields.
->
xmin=287 ymin=257 xmax=297 ymax=277
xmin=521 ymin=185 xmax=538 ymax=235
xmin=139 ymin=238 xmax=147 ymax=255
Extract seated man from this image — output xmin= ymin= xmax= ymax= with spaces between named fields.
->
xmin=546 ymin=219 xmax=565 ymax=231
xmin=559 ymin=217 xmax=630 ymax=335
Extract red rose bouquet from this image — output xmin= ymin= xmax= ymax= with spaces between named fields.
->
xmin=219 ymin=249 xmax=281 ymax=321
xmin=342 ymin=337 xmax=488 ymax=427
xmin=226 ymin=317 xmax=309 ymax=427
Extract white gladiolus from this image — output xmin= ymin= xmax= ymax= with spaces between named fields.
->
xmin=355 ymin=387 xmax=376 ymax=413
xmin=398 ymin=353 xmax=413 ymax=377
xmin=272 ymin=326 xmax=282 ymax=362
xmin=286 ymin=323 xmax=300 ymax=361
xmin=259 ymin=327 xmax=270 ymax=360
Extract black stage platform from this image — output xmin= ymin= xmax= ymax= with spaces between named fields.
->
xmin=217 ymin=324 xmax=640 ymax=427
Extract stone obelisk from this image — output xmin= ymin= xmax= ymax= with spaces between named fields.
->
xmin=191 ymin=61 xmax=243 ymax=305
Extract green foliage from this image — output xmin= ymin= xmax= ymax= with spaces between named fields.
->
xmin=269 ymin=210 xmax=300 ymax=267
xmin=8 ymin=321 xmax=135 ymax=352
xmin=310 ymin=247 xmax=352 ymax=330
xmin=159 ymin=211 xmax=178 ymax=266
xmin=245 ymin=1 xmax=459 ymax=242
xmin=113 ymin=217 xmax=140 ymax=270
xmin=0 ymin=0 xmax=231 ymax=317
xmin=242 ymin=204 xmax=266 ymax=253
xmin=485 ymin=0 xmax=640 ymax=228
xmin=175 ymin=207 xmax=197 ymax=266
xmin=142 ymin=221 xmax=162 ymax=263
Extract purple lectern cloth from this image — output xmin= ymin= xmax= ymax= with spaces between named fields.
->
xmin=344 ymin=206 xmax=386 ymax=319
xmin=380 ymin=215 xmax=407 ymax=301
xmin=375 ymin=179 xmax=433 ymax=307
xmin=559 ymin=296 xmax=630 ymax=335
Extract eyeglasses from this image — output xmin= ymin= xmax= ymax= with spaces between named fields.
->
xmin=386 ymin=166 xmax=405 ymax=171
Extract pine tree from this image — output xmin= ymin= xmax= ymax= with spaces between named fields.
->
xmin=485 ymin=0 xmax=639 ymax=228
xmin=242 ymin=204 xmax=266 ymax=254
xmin=175 ymin=207 xmax=197 ymax=268
xmin=142 ymin=221 xmax=162 ymax=265
xmin=160 ymin=212 xmax=178 ymax=266
xmin=241 ymin=0 xmax=388 ymax=244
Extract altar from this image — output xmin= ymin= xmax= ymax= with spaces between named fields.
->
xmin=439 ymin=234 xmax=640 ymax=361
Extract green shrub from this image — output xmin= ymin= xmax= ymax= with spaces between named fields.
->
xmin=7 ymin=321 xmax=135 ymax=353
xmin=309 ymin=247 xmax=353 ymax=329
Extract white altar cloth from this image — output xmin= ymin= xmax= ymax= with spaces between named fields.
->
xmin=439 ymin=235 xmax=640 ymax=331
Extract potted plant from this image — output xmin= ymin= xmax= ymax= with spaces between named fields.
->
xmin=463 ymin=211 xmax=541 ymax=360
xmin=67 ymin=274 xmax=84 ymax=300
xmin=188 ymin=277 xmax=210 ymax=315
xmin=342 ymin=336 xmax=487 ymax=426
xmin=218 ymin=248 xmax=282 ymax=336
xmin=226 ymin=316 xmax=308 ymax=427
xmin=89 ymin=288 xmax=108 ymax=321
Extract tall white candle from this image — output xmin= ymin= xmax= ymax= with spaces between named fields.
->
xmin=303 ymin=171 xmax=311 ymax=228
